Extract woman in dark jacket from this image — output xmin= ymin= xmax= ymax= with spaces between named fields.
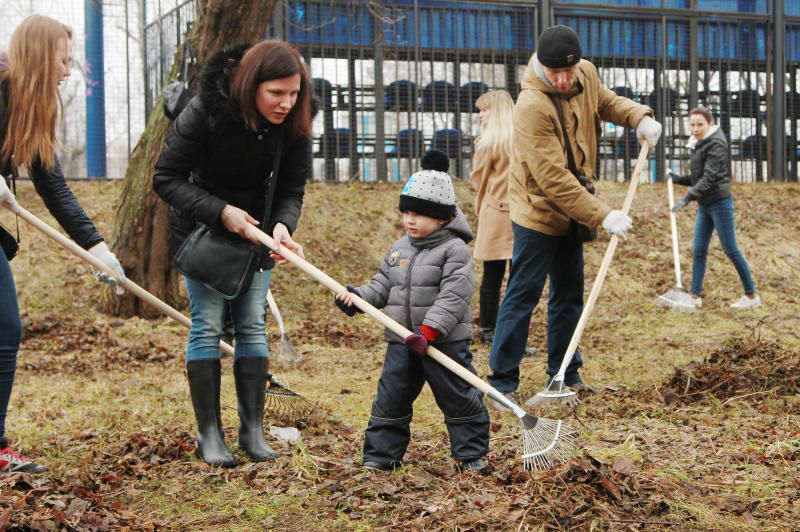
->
xmin=0 ymin=15 xmax=126 ymax=473
xmin=669 ymin=106 xmax=759 ymax=309
xmin=153 ymin=41 xmax=312 ymax=467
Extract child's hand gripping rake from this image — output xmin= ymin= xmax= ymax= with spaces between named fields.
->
xmin=655 ymin=173 xmax=694 ymax=311
xmin=527 ymin=141 xmax=650 ymax=409
xmin=8 ymin=204 xmax=315 ymax=418
xmin=252 ymin=228 xmax=575 ymax=470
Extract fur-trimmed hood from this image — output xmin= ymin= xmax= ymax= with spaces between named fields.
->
xmin=199 ymin=43 xmax=251 ymax=133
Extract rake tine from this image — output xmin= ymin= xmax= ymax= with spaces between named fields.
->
xmin=265 ymin=373 xmax=317 ymax=418
xmin=488 ymin=389 xmax=576 ymax=470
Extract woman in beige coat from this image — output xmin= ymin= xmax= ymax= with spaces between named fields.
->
xmin=471 ymin=90 xmax=515 ymax=344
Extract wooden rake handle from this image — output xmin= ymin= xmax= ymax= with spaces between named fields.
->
xmin=253 ymin=231 xmax=496 ymax=397
xmin=554 ymin=141 xmax=650 ymax=379
xmin=666 ymin=175 xmax=683 ymax=287
xmin=10 ymin=205 xmax=236 ymax=357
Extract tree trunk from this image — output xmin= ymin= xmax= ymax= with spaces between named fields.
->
xmin=100 ymin=0 xmax=277 ymax=317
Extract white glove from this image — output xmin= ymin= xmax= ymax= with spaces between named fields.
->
xmin=88 ymin=242 xmax=127 ymax=295
xmin=602 ymin=210 xmax=633 ymax=240
xmin=0 ymin=177 xmax=20 ymax=214
xmin=636 ymin=116 xmax=662 ymax=148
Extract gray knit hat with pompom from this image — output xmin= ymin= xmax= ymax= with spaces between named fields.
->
xmin=398 ymin=169 xmax=456 ymax=220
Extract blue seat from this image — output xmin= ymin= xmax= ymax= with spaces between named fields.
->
xmin=389 ymin=128 xmax=425 ymax=158
xmin=459 ymin=82 xmax=488 ymax=113
xmin=318 ymin=128 xmax=350 ymax=158
xmin=385 ymin=80 xmax=417 ymax=111
xmin=430 ymin=129 xmax=462 ymax=158
xmin=312 ymin=78 xmax=332 ymax=109
xmin=420 ymin=81 xmax=457 ymax=112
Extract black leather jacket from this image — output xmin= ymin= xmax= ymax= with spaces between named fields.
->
xmin=673 ymin=127 xmax=732 ymax=207
xmin=153 ymin=45 xmax=312 ymax=267
xmin=0 ymin=80 xmax=103 ymax=249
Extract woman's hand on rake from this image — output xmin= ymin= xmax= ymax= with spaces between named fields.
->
xmin=88 ymin=242 xmax=126 ymax=295
xmin=270 ymin=222 xmax=304 ymax=264
xmin=220 ymin=204 xmax=262 ymax=245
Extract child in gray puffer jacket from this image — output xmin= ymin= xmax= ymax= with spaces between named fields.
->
xmin=335 ymin=162 xmax=490 ymax=472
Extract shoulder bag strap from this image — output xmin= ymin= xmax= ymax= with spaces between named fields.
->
xmin=259 ymin=129 xmax=285 ymax=229
xmin=547 ymin=93 xmax=581 ymax=179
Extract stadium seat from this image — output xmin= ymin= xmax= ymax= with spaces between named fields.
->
xmin=385 ymin=80 xmax=417 ymax=111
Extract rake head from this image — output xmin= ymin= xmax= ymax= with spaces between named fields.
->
xmin=275 ymin=333 xmax=303 ymax=367
xmin=524 ymin=377 xmax=579 ymax=409
xmin=655 ymin=288 xmax=696 ymax=313
xmin=265 ymin=374 xmax=317 ymax=419
xmin=520 ymin=414 xmax=577 ymax=471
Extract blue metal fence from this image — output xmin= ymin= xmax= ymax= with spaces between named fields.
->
xmin=144 ymin=0 xmax=800 ymax=182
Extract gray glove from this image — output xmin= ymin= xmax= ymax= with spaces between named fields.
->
xmin=671 ymin=196 xmax=690 ymax=213
xmin=88 ymin=242 xmax=126 ymax=295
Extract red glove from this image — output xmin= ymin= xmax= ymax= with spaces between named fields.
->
xmin=404 ymin=325 xmax=440 ymax=355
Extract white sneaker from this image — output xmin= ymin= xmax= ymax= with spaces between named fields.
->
xmin=730 ymin=294 xmax=761 ymax=309
xmin=689 ymin=295 xmax=702 ymax=308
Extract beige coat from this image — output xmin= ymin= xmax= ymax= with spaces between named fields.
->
xmin=471 ymin=144 xmax=513 ymax=261
xmin=509 ymin=56 xmax=653 ymax=236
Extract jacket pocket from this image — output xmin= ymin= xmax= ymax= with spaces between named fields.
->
xmin=484 ymin=194 xmax=510 ymax=212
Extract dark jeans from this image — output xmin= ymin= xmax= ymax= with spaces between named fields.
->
xmin=488 ymin=222 xmax=584 ymax=392
xmin=691 ymin=196 xmax=756 ymax=296
xmin=0 ymin=251 xmax=22 ymax=441
xmin=363 ymin=340 xmax=489 ymax=465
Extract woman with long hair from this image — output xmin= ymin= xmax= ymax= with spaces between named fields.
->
xmin=0 ymin=15 xmax=126 ymax=473
xmin=669 ymin=105 xmax=759 ymax=309
xmin=471 ymin=90 xmax=515 ymax=344
xmin=154 ymin=40 xmax=312 ymax=467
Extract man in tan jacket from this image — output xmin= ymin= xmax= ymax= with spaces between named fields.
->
xmin=488 ymin=25 xmax=662 ymax=409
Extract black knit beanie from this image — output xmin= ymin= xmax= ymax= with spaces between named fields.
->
xmin=537 ymin=25 xmax=582 ymax=69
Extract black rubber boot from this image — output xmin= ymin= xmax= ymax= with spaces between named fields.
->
xmin=234 ymin=357 xmax=277 ymax=462
xmin=186 ymin=359 xmax=236 ymax=467
xmin=478 ymin=289 xmax=501 ymax=344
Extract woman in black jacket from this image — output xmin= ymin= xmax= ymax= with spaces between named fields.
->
xmin=154 ymin=41 xmax=312 ymax=467
xmin=0 ymin=15 xmax=126 ymax=473
xmin=669 ymin=106 xmax=759 ymax=309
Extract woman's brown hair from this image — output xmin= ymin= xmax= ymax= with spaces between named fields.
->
xmin=0 ymin=15 xmax=72 ymax=170
xmin=689 ymin=105 xmax=714 ymax=124
xmin=229 ymin=40 xmax=312 ymax=140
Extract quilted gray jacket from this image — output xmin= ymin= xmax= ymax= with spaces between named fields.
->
xmin=353 ymin=210 xmax=475 ymax=344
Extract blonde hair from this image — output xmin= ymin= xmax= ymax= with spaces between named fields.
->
xmin=474 ymin=90 xmax=514 ymax=161
xmin=0 ymin=15 xmax=72 ymax=170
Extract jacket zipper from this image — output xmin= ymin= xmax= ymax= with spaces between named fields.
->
xmin=405 ymin=251 xmax=419 ymax=330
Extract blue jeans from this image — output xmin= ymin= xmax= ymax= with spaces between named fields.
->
xmin=691 ymin=196 xmax=755 ymax=296
xmin=488 ymin=223 xmax=584 ymax=393
xmin=0 ymin=251 xmax=22 ymax=442
xmin=184 ymin=270 xmax=271 ymax=363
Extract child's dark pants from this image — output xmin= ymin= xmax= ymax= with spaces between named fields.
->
xmin=362 ymin=340 xmax=490 ymax=466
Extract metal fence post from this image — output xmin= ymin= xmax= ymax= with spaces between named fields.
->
xmin=773 ymin=0 xmax=786 ymax=181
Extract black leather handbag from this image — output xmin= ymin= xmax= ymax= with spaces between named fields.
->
xmin=0 ymin=222 xmax=18 ymax=261
xmin=173 ymin=133 xmax=284 ymax=299
xmin=548 ymin=94 xmax=598 ymax=243
xmin=163 ymin=40 xmax=196 ymax=120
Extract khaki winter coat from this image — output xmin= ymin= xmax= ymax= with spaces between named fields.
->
xmin=509 ymin=56 xmax=653 ymax=236
xmin=471 ymin=144 xmax=513 ymax=261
